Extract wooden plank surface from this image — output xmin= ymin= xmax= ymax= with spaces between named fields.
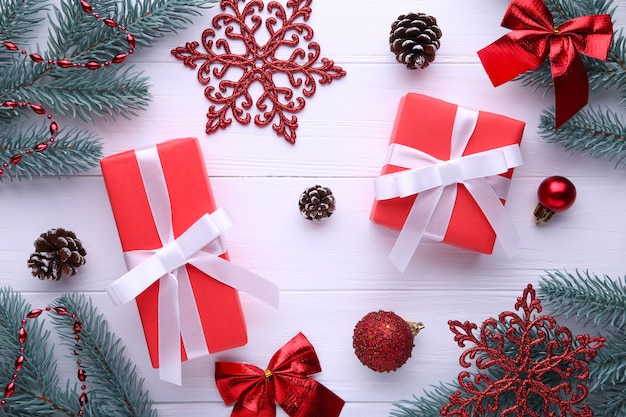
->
xmin=2 ymin=0 xmax=626 ymax=415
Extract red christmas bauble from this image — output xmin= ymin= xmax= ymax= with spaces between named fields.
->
xmin=534 ymin=176 xmax=576 ymax=223
xmin=352 ymin=310 xmax=423 ymax=372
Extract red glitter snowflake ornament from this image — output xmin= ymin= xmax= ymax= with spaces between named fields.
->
xmin=442 ymin=284 xmax=605 ymax=417
xmin=171 ymin=0 xmax=346 ymax=144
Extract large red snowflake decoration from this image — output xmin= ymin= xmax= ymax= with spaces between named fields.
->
xmin=442 ymin=284 xmax=605 ymax=417
xmin=171 ymin=0 xmax=346 ymax=144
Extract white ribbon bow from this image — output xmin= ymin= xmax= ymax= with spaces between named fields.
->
xmin=374 ymin=106 xmax=523 ymax=272
xmin=106 ymin=146 xmax=279 ymax=386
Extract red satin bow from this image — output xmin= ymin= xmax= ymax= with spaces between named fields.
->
xmin=215 ymin=333 xmax=345 ymax=417
xmin=478 ymin=0 xmax=613 ymax=128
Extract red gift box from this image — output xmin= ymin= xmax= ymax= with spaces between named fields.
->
xmin=371 ymin=93 xmax=525 ymax=270
xmin=101 ymin=138 xmax=247 ymax=376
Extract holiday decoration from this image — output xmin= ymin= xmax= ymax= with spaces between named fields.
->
xmin=539 ymin=270 xmax=626 ymax=416
xmin=27 ymin=228 xmax=87 ymax=281
xmin=0 ymin=288 xmax=156 ymax=416
xmin=477 ymin=0 xmax=613 ymax=128
xmin=390 ymin=283 xmax=606 ymax=417
xmin=389 ymin=13 xmax=442 ymax=70
xmin=353 ymin=310 xmax=424 ymax=372
xmin=534 ymin=176 xmax=577 ymax=223
xmin=1 ymin=305 xmax=88 ymax=411
xmin=0 ymin=0 xmax=217 ymax=181
xmin=298 ymin=184 xmax=336 ymax=221
xmin=518 ymin=0 xmax=626 ymax=166
xmin=215 ymin=332 xmax=345 ymax=417
xmin=171 ymin=0 xmax=346 ymax=144
xmin=101 ymin=138 xmax=279 ymax=385
xmin=371 ymin=93 xmax=524 ymax=272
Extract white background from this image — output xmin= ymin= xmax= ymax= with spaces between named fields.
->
xmin=2 ymin=0 xmax=626 ymax=415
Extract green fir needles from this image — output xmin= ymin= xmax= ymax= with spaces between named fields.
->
xmin=0 ymin=0 xmax=217 ymax=181
xmin=0 ymin=287 xmax=156 ymax=416
xmin=516 ymin=0 xmax=626 ymax=166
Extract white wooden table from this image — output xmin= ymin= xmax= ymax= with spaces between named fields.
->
xmin=2 ymin=0 xmax=626 ymax=415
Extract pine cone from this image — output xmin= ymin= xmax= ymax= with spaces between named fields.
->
xmin=299 ymin=185 xmax=336 ymax=221
xmin=390 ymin=13 xmax=442 ymax=69
xmin=28 ymin=228 xmax=86 ymax=280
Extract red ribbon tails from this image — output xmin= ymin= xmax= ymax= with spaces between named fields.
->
xmin=477 ymin=0 xmax=613 ymax=128
xmin=215 ymin=333 xmax=345 ymax=417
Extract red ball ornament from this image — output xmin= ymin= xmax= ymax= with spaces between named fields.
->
xmin=534 ymin=176 xmax=577 ymax=223
xmin=353 ymin=310 xmax=424 ymax=372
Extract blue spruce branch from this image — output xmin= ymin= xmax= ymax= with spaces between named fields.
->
xmin=0 ymin=124 xmax=102 ymax=181
xmin=0 ymin=287 xmax=157 ymax=416
xmin=0 ymin=0 xmax=218 ymax=180
xmin=539 ymin=270 xmax=626 ymax=331
xmin=51 ymin=292 xmax=157 ymax=417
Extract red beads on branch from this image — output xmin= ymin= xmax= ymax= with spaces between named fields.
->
xmin=0 ymin=0 xmax=136 ymax=178
xmin=534 ymin=176 xmax=577 ymax=223
xmin=0 ymin=306 xmax=88 ymax=414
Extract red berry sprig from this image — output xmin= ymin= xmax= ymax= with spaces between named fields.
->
xmin=0 ymin=306 xmax=88 ymax=414
xmin=0 ymin=0 xmax=135 ymax=177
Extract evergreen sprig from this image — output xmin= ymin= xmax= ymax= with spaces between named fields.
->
xmin=0 ymin=287 xmax=157 ymax=416
xmin=509 ymin=0 xmax=626 ymax=166
xmin=539 ymin=269 xmax=626 ymax=331
xmin=539 ymin=270 xmax=626 ymax=415
xmin=51 ymin=292 xmax=157 ymax=417
xmin=0 ymin=0 xmax=218 ymax=181
xmin=538 ymin=106 xmax=626 ymax=167
xmin=0 ymin=124 xmax=102 ymax=181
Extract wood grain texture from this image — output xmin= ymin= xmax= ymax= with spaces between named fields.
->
xmin=2 ymin=0 xmax=626 ymax=416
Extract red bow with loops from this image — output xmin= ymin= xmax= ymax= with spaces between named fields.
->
xmin=215 ymin=333 xmax=344 ymax=417
xmin=478 ymin=0 xmax=613 ymax=128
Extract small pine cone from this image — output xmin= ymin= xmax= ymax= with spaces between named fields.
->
xmin=299 ymin=185 xmax=336 ymax=221
xmin=28 ymin=228 xmax=86 ymax=280
xmin=390 ymin=13 xmax=442 ymax=69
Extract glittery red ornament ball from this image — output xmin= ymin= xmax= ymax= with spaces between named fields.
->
xmin=353 ymin=310 xmax=422 ymax=372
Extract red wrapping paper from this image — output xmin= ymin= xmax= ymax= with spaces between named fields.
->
xmin=370 ymin=93 xmax=525 ymax=254
xmin=101 ymin=138 xmax=247 ymax=368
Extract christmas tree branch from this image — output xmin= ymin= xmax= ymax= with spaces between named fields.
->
xmin=539 ymin=270 xmax=626 ymax=331
xmin=0 ymin=0 xmax=218 ymax=180
xmin=0 ymin=124 xmax=102 ymax=181
xmin=51 ymin=292 xmax=157 ymax=417
xmin=390 ymin=384 xmax=460 ymax=417
xmin=0 ymin=288 xmax=78 ymax=416
xmin=0 ymin=0 xmax=49 ymax=55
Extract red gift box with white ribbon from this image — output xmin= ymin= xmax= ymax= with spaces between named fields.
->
xmin=371 ymin=94 xmax=525 ymax=272
xmin=101 ymin=138 xmax=278 ymax=385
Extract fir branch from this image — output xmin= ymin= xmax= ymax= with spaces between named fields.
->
xmin=0 ymin=287 xmax=78 ymax=416
xmin=591 ymin=383 xmax=626 ymax=417
xmin=122 ymin=0 xmax=217 ymax=48
xmin=51 ymin=293 xmax=157 ymax=417
xmin=0 ymin=0 xmax=49 ymax=51
xmin=0 ymin=124 xmax=102 ymax=181
xmin=538 ymin=106 xmax=626 ymax=167
xmin=21 ymin=66 xmax=151 ymax=122
xmin=590 ymin=331 xmax=626 ymax=388
xmin=390 ymin=384 xmax=460 ymax=417
xmin=539 ymin=270 xmax=626 ymax=331
xmin=0 ymin=0 xmax=217 ymax=180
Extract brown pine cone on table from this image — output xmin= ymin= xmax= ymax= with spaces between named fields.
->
xmin=299 ymin=185 xmax=336 ymax=221
xmin=390 ymin=12 xmax=442 ymax=69
xmin=28 ymin=228 xmax=86 ymax=280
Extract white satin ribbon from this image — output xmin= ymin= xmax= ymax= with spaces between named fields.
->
xmin=106 ymin=146 xmax=279 ymax=386
xmin=374 ymin=106 xmax=523 ymax=272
